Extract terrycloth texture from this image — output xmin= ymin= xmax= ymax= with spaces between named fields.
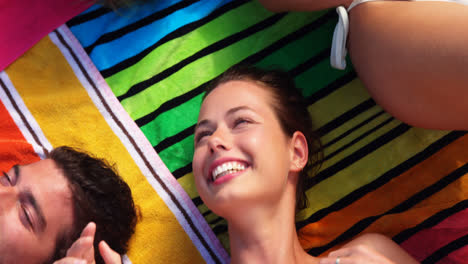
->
xmin=0 ymin=26 xmax=228 ymax=264
xmin=0 ymin=0 xmax=93 ymax=71
xmin=67 ymin=1 xmax=468 ymax=262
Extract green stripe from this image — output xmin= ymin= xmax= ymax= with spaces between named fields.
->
xmin=255 ymin=16 xmax=336 ymax=71
xmin=158 ymin=134 xmax=194 ymax=172
xmin=296 ymin=58 xmax=354 ymax=98
xmin=121 ymin=11 xmax=326 ymax=120
xmin=141 ymin=94 xmax=203 ymax=147
xmin=106 ymin=1 xmax=272 ymax=97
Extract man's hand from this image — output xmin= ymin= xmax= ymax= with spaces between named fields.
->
xmin=53 ymin=222 xmax=122 ymax=264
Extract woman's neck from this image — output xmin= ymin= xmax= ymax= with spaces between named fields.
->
xmin=226 ymin=197 xmax=318 ymax=264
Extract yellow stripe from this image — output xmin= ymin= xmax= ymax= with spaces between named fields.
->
xmin=321 ymin=112 xmax=399 ymax=171
xmin=5 ymin=36 xmax=204 ymax=263
xmin=308 ymin=78 xmax=370 ymax=128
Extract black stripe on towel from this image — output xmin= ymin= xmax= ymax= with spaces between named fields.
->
xmin=84 ymin=0 xmax=201 ymax=54
xmin=421 ymin=233 xmax=468 ymax=264
xmin=117 ymin=13 xmax=287 ymax=101
xmin=316 ymin=98 xmax=377 ymax=136
xmin=0 ymin=79 xmax=45 ymax=150
xmin=307 ymin=161 xmax=468 ymax=256
xmin=173 ymin=162 xmax=193 ymax=179
xmin=134 ymin=10 xmax=336 ymax=127
xmin=193 ymin=196 xmax=204 ymax=207
xmin=306 ymin=71 xmax=357 ymax=106
xmin=213 ymin=223 xmax=228 ymax=235
xmin=393 ymin=198 xmax=468 ymax=243
xmin=53 ymin=29 xmax=223 ymax=264
xmin=321 ymin=116 xmax=395 ymax=163
xmin=309 ymin=123 xmax=411 ymax=189
xmin=101 ymin=0 xmax=251 ymax=78
xmin=289 ymin=48 xmax=330 ymax=77
xmin=296 ymin=131 xmax=466 ymax=230
xmin=209 ymin=216 xmax=225 ymax=226
xmin=67 ymin=7 xmax=113 ymax=27
xmin=154 ymin=124 xmax=196 ymax=153
xmin=321 ymin=110 xmax=386 ymax=150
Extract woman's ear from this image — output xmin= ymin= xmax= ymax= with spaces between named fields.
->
xmin=289 ymin=131 xmax=309 ymax=172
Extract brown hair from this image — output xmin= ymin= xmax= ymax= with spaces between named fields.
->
xmin=204 ymin=65 xmax=323 ymax=211
xmin=46 ymin=146 xmax=137 ymax=264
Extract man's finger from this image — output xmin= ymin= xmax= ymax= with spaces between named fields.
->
xmin=80 ymin=222 xmax=97 ymax=238
xmin=66 ymin=237 xmax=93 ymax=257
xmin=99 ymin=241 xmax=122 ymax=264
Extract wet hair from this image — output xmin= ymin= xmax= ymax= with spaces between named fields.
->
xmin=45 ymin=146 xmax=137 ymax=264
xmin=204 ymin=65 xmax=323 ymax=211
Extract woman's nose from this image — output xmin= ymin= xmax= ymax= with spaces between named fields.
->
xmin=207 ymin=128 xmax=231 ymax=153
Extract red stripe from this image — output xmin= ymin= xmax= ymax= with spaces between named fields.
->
xmin=401 ymin=208 xmax=468 ymax=262
xmin=438 ymin=244 xmax=468 ymax=264
xmin=0 ymin=100 xmax=40 ymax=171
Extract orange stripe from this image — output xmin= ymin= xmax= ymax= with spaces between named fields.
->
xmin=299 ymin=134 xmax=468 ymax=251
xmin=0 ymin=100 xmax=40 ymax=171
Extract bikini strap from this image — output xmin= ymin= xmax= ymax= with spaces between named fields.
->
xmin=330 ymin=0 xmax=380 ymax=70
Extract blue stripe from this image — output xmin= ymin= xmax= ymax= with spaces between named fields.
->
xmin=79 ymin=0 xmax=233 ymax=71
xmin=69 ymin=0 xmax=186 ymax=47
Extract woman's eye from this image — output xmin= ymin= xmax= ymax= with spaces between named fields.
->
xmin=195 ymin=131 xmax=212 ymax=143
xmin=234 ymin=118 xmax=251 ymax=127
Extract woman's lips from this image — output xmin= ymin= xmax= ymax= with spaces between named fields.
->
xmin=212 ymin=167 xmax=248 ymax=185
xmin=208 ymin=158 xmax=250 ymax=184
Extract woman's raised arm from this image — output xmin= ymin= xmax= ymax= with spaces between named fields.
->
xmin=348 ymin=1 xmax=468 ymax=130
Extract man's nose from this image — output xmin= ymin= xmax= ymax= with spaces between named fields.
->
xmin=0 ymin=185 xmax=18 ymax=211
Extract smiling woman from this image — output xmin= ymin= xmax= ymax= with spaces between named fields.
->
xmin=192 ymin=65 xmax=419 ymax=264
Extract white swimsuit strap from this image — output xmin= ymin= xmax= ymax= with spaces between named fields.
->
xmin=330 ymin=0 xmax=380 ymax=70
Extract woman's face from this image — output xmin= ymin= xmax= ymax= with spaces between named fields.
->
xmin=192 ymin=80 xmax=295 ymax=216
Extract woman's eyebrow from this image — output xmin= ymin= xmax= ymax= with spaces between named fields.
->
xmin=195 ymin=119 xmax=211 ymax=130
xmin=226 ymin=106 xmax=255 ymax=116
xmin=195 ymin=106 xmax=256 ymax=131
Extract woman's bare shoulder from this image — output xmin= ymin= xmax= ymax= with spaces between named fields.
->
xmin=344 ymin=233 xmax=419 ymax=264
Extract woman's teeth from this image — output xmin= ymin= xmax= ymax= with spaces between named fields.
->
xmin=212 ymin=162 xmax=246 ymax=181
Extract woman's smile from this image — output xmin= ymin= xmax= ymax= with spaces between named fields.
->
xmin=208 ymin=158 xmax=251 ymax=185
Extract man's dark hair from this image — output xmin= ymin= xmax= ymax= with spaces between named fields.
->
xmin=46 ymin=146 xmax=137 ymax=264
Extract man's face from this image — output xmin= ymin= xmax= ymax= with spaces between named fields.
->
xmin=0 ymin=159 xmax=74 ymax=263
